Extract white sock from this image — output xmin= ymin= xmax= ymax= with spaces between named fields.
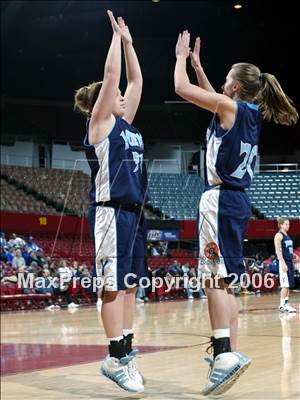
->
xmin=213 ymin=329 xmax=230 ymax=339
xmin=108 ymin=336 xmax=123 ymax=343
xmin=123 ymin=329 xmax=134 ymax=337
xmin=284 ymin=297 xmax=289 ymax=304
xmin=280 ymin=297 xmax=286 ymax=307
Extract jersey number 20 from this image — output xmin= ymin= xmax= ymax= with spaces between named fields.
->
xmin=230 ymin=141 xmax=258 ymax=179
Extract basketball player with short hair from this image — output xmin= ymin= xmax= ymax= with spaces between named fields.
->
xmin=274 ymin=218 xmax=297 ymax=313
xmin=74 ymin=11 xmax=148 ymax=393
xmin=174 ymin=31 xmax=298 ymax=395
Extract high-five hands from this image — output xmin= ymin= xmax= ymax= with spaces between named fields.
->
xmin=107 ymin=10 xmax=133 ymax=44
xmin=107 ymin=10 xmax=122 ymax=35
xmin=190 ymin=37 xmax=202 ymax=69
xmin=117 ymin=16 xmax=133 ymax=45
xmin=175 ymin=30 xmax=190 ymax=59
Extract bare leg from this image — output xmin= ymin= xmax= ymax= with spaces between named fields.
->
xmin=227 ymin=288 xmax=239 ymax=351
xmin=123 ymin=287 xmax=137 ymax=329
xmin=101 ymin=290 xmax=125 ymax=338
xmin=205 ymin=279 xmax=231 ymax=329
xmin=281 ymin=287 xmax=289 ymax=301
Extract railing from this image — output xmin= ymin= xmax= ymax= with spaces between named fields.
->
xmin=0 ymin=154 xmax=33 ymax=167
xmin=1 ymin=153 xmax=299 ymax=174
xmin=259 ymin=163 xmax=299 ymax=172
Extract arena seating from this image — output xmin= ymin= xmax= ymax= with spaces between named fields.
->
xmin=0 ymin=178 xmax=59 ymax=215
xmin=247 ymin=172 xmax=300 ymax=218
xmin=148 ymin=173 xmax=204 ymax=220
xmin=1 ymin=165 xmax=90 ymax=215
xmin=1 ymin=165 xmax=299 ymax=220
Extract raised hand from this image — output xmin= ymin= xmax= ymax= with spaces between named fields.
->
xmin=190 ymin=37 xmax=201 ymax=69
xmin=107 ymin=10 xmax=122 ymax=35
xmin=117 ymin=16 xmax=133 ymax=45
xmin=175 ymin=30 xmax=190 ymax=59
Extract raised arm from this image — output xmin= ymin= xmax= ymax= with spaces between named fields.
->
xmin=89 ymin=10 xmax=122 ymax=144
xmin=190 ymin=37 xmax=215 ymax=93
xmin=118 ymin=16 xmax=143 ymax=124
xmin=174 ymin=31 xmax=236 ymax=129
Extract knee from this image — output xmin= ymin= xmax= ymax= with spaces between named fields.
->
xmin=103 ymin=290 xmax=125 ymax=303
xmin=126 ymin=287 xmax=137 ymax=295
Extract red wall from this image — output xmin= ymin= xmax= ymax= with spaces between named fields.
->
xmin=0 ymin=212 xmax=90 ymax=236
xmin=1 ymin=212 xmax=299 ymax=240
xmin=180 ymin=219 xmax=300 ymax=240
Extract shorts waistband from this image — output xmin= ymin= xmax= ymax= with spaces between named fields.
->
xmin=96 ymin=201 xmax=142 ymax=214
xmin=206 ymin=184 xmax=245 ymax=192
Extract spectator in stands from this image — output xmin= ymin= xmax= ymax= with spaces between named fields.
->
xmin=151 ymin=242 xmax=162 ymax=256
xmin=249 ymin=253 xmax=264 ymax=273
xmin=27 ymin=236 xmax=41 ymax=252
xmin=0 ymin=246 xmax=8 ymax=263
xmin=5 ymin=248 xmax=14 ymax=263
xmin=147 ymin=243 xmax=153 ymax=257
xmin=71 ymin=260 xmax=80 ymax=277
xmin=159 ymin=241 xmax=170 ymax=257
xmin=175 ymin=31 xmax=298 ymax=394
xmin=9 ymin=233 xmax=26 ymax=248
xmin=12 ymin=249 xmax=26 ymax=269
xmin=182 ymin=262 xmax=194 ymax=299
xmin=29 ymin=249 xmax=46 ymax=268
xmin=35 ymin=268 xmax=54 ymax=295
xmin=168 ymin=260 xmax=183 ymax=277
xmin=58 ymin=260 xmax=79 ymax=308
xmin=0 ymin=232 xmax=7 ymax=248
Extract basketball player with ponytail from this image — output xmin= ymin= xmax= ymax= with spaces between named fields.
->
xmin=174 ymin=30 xmax=298 ymax=396
xmin=74 ymin=10 xmax=148 ymax=393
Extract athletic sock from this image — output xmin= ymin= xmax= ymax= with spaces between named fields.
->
xmin=280 ymin=297 xmax=286 ymax=307
xmin=212 ymin=329 xmax=231 ymax=358
xmin=123 ymin=329 xmax=134 ymax=355
xmin=108 ymin=336 xmax=126 ymax=359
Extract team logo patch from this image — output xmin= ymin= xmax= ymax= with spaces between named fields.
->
xmin=204 ymin=242 xmax=220 ymax=261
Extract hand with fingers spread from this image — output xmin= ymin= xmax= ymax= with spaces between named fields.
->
xmin=117 ymin=16 xmax=133 ymax=45
xmin=175 ymin=30 xmax=191 ymax=59
xmin=190 ymin=37 xmax=202 ymax=70
xmin=107 ymin=10 xmax=122 ymax=35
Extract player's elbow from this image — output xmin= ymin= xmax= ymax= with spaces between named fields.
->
xmin=175 ymin=81 xmax=189 ymax=97
xmin=174 ymin=83 xmax=185 ymax=96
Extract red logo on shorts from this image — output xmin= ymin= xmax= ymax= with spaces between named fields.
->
xmin=204 ymin=242 xmax=220 ymax=260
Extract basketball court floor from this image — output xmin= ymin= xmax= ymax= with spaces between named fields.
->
xmin=1 ymin=293 xmax=299 ymax=400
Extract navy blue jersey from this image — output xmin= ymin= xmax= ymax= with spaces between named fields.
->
xmin=204 ymin=100 xmax=261 ymax=189
xmin=84 ymin=117 xmax=149 ymax=206
xmin=279 ymin=231 xmax=293 ymax=262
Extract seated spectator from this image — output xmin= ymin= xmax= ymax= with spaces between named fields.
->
xmin=27 ymin=236 xmax=41 ymax=252
xmin=151 ymin=243 xmax=162 ymax=257
xmin=8 ymin=233 xmax=26 ymax=248
xmin=0 ymin=246 xmax=8 ymax=263
xmin=167 ymin=260 xmax=183 ymax=277
xmin=0 ymin=232 xmax=7 ymax=248
xmin=12 ymin=249 xmax=26 ymax=269
xmin=35 ymin=268 xmax=54 ymax=295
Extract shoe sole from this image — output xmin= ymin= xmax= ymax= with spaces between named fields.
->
xmin=100 ymin=367 xmax=144 ymax=393
xmin=203 ymin=359 xmax=251 ymax=396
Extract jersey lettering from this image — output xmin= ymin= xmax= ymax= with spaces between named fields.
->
xmin=230 ymin=141 xmax=258 ymax=179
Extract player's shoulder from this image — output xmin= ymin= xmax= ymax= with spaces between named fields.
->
xmin=275 ymin=231 xmax=283 ymax=240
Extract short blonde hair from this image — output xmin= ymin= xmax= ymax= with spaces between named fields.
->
xmin=277 ymin=217 xmax=289 ymax=227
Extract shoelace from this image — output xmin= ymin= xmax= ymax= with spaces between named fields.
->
xmin=205 ymin=336 xmax=215 ymax=355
